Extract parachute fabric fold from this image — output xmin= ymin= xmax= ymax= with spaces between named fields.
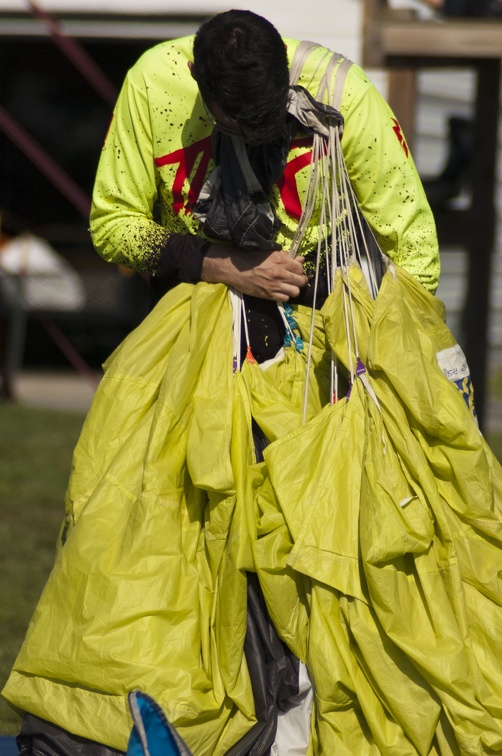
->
xmin=4 ymin=283 xmax=270 ymax=754
xmin=255 ymin=262 xmax=502 ymax=753
xmin=3 ymin=258 xmax=338 ymax=751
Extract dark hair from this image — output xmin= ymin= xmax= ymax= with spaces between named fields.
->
xmin=192 ymin=10 xmax=289 ymax=143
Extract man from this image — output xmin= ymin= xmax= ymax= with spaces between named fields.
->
xmin=88 ymin=8 xmax=439 ymax=365
xmin=4 ymin=10 xmax=443 ymax=755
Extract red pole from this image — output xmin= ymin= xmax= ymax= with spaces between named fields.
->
xmin=39 ymin=318 xmax=100 ymax=389
xmin=0 ymin=105 xmax=91 ymax=219
xmin=24 ymin=0 xmax=118 ymax=108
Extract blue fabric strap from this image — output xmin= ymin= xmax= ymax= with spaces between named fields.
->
xmin=127 ymin=691 xmax=192 ymax=756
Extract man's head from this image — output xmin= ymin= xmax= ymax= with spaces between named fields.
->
xmin=192 ymin=10 xmax=290 ymax=144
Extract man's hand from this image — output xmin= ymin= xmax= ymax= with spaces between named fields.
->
xmin=201 ymin=244 xmax=308 ymax=301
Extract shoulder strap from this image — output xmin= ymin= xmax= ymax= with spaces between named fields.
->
xmin=289 ymin=41 xmax=353 ymax=111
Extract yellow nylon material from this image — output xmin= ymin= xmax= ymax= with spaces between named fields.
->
xmin=261 ymin=265 xmax=502 ymax=754
xmin=4 ymin=267 xmax=502 ymax=754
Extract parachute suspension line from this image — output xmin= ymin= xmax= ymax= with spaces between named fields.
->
xmin=332 ymin=128 xmax=386 ymax=438
xmin=231 ymin=288 xmax=257 ymax=367
xmin=328 ymin=127 xmax=341 ymax=403
xmin=278 ymin=302 xmax=301 ymax=349
xmin=335 ymin=132 xmax=382 ymax=297
xmin=288 ymin=42 xmax=332 ymax=92
xmin=289 ymin=48 xmax=348 ymax=417
xmin=290 ymin=128 xmax=323 ymax=423
xmin=301 ymin=133 xmax=327 ymax=424
xmin=291 ymin=48 xmax=388 ymax=414
xmin=240 ymin=294 xmax=258 ymax=364
xmin=321 ymin=135 xmax=334 ymax=291
xmin=289 ymin=140 xmax=321 ymax=260
xmin=301 ymin=131 xmax=333 ymax=425
xmin=324 ymin=127 xmax=359 ymax=381
xmin=291 ymin=47 xmax=388 ymax=422
xmin=230 ymin=287 xmax=243 ymax=373
xmin=323 ymin=126 xmax=343 ymax=402
xmin=333 ymin=124 xmax=378 ymax=379
xmin=342 ymin=286 xmax=356 ymax=381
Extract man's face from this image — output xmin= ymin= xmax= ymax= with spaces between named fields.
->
xmin=189 ymin=59 xmax=284 ymax=145
xmin=203 ymin=100 xmax=245 ymax=139
xmin=205 ymin=100 xmax=288 ymax=146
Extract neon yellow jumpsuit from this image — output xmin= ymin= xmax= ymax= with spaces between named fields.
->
xmin=88 ymin=36 xmax=439 ymax=292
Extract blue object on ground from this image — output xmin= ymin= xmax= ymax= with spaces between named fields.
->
xmin=0 ymin=736 xmax=18 ymax=756
xmin=127 ymin=691 xmax=192 ymax=756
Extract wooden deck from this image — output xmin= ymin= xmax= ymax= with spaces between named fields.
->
xmin=362 ymin=0 xmax=502 ymax=427
xmin=363 ymin=5 xmax=502 ymax=67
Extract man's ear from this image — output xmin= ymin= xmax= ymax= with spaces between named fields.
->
xmin=188 ymin=60 xmax=196 ymax=80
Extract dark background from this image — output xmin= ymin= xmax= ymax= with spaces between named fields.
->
xmin=0 ymin=18 xmax=204 ymax=368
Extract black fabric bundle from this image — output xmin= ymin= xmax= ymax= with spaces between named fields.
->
xmin=192 ymin=85 xmax=344 ymax=252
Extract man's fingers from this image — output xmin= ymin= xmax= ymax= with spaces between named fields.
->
xmin=268 ymin=254 xmax=308 ymax=284
xmin=252 ymin=253 xmax=309 ymax=300
xmin=202 ymin=245 xmax=310 ymax=300
xmin=289 ymin=255 xmax=306 ymax=271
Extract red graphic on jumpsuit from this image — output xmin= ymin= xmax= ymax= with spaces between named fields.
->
xmin=155 ymin=137 xmax=213 ymax=214
xmin=155 ymin=135 xmax=316 ymax=219
xmin=391 ymin=118 xmax=409 ymax=158
xmin=276 ymin=137 xmax=316 ymax=220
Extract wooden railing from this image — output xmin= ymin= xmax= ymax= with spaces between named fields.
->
xmin=362 ymin=0 xmax=502 ymax=428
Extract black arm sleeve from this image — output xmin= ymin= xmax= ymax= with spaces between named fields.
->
xmin=150 ymin=233 xmax=211 ymax=302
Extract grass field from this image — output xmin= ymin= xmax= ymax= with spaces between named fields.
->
xmin=0 ymin=404 xmax=85 ymax=735
xmin=0 ymin=396 xmax=502 ymax=736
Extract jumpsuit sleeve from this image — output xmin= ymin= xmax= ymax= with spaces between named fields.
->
xmin=340 ymin=66 xmax=440 ymax=293
xmin=89 ymin=67 xmax=171 ymax=274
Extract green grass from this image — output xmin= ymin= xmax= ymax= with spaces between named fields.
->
xmin=490 ymin=371 xmax=502 ymax=401
xmin=487 ymin=433 xmax=502 ymax=462
xmin=487 ymin=372 xmax=502 ymax=459
xmin=0 ymin=403 xmax=85 ymax=735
